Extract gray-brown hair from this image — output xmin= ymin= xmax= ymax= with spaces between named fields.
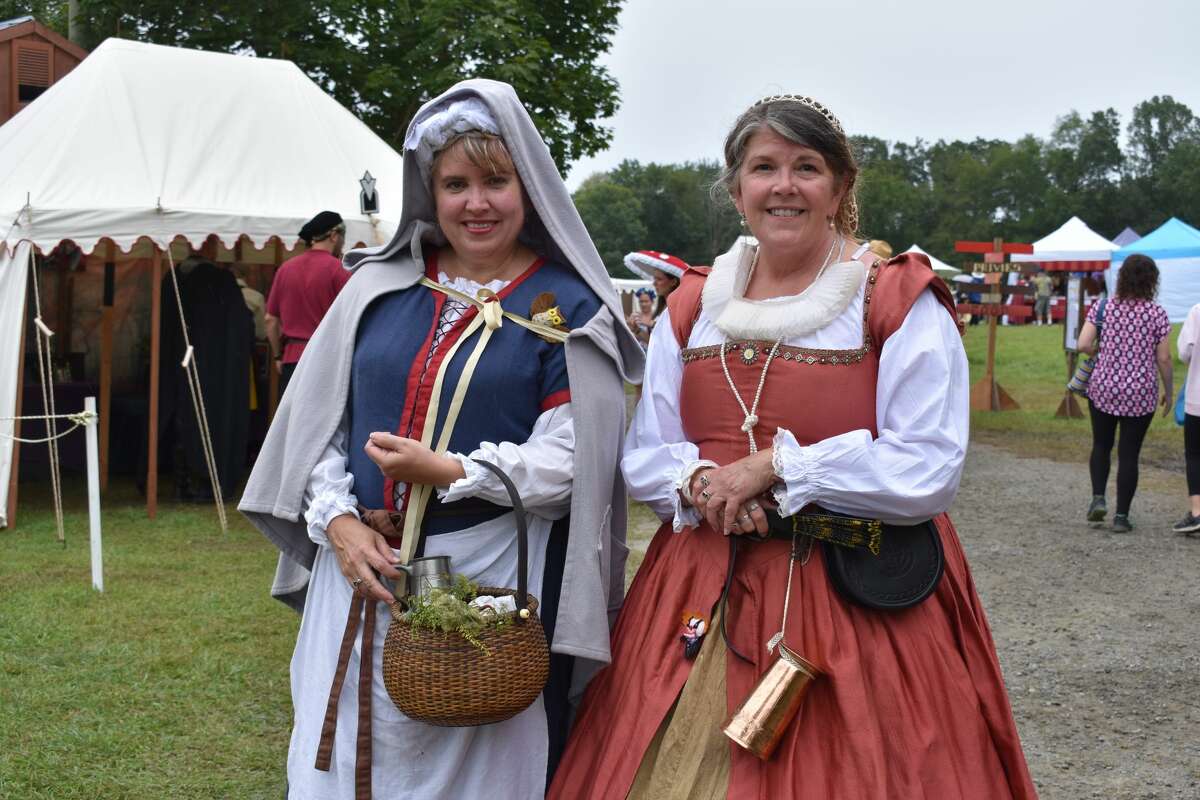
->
xmin=714 ymin=98 xmax=860 ymax=235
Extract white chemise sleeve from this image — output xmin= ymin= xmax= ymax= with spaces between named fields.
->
xmin=771 ymin=290 xmax=969 ymax=525
xmin=438 ymin=403 xmax=575 ymax=520
xmin=621 ymin=309 xmax=708 ymax=531
xmin=302 ymin=411 xmax=360 ymax=547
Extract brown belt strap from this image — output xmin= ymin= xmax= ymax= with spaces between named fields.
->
xmin=356 ymin=599 xmax=376 ymax=800
xmin=314 ymin=592 xmax=377 ymax=800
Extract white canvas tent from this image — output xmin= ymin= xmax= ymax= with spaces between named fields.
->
xmin=1 ymin=38 xmax=405 ymax=526
xmin=903 ymin=244 xmax=959 ymax=281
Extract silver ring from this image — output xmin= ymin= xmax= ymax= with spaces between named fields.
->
xmin=352 ymin=577 xmax=365 ymax=588
xmin=747 ymin=501 xmax=760 ymax=511
xmin=699 ymin=489 xmax=712 ymax=500
xmin=738 ymin=514 xmax=750 ymax=523
xmin=698 ymin=474 xmax=711 ymax=488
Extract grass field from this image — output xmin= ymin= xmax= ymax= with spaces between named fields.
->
xmin=962 ymin=320 xmax=1189 ymax=473
xmin=0 ymin=481 xmax=295 ymax=799
xmin=2 ymin=319 xmax=1190 ymax=797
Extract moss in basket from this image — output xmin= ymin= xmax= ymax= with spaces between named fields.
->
xmin=401 ymin=575 xmax=513 ymax=656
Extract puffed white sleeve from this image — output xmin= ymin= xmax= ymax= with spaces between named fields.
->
xmin=771 ymin=290 xmax=969 ymax=525
xmin=437 ymin=403 xmax=575 ymax=520
xmin=302 ymin=411 xmax=360 ymax=547
xmin=620 ymin=310 xmax=710 ymax=531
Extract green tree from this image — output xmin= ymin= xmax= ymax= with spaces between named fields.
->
xmin=1127 ymin=95 xmax=1200 ymax=179
xmin=572 ymin=177 xmax=646 ymax=277
xmin=49 ymin=0 xmax=622 ymax=172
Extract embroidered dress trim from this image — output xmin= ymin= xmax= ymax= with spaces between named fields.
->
xmin=682 ymin=259 xmax=882 ymax=365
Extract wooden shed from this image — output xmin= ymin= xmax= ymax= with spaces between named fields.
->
xmin=0 ymin=16 xmax=88 ymax=126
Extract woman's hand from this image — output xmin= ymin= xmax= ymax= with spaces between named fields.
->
xmin=326 ymin=513 xmax=402 ymax=603
xmin=1161 ymin=389 xmax=1172 ymax=418
xmin=364 ymin=432 xmax=466 ymax=486
xmin=691 ymin=449 xmax=778 ymax=535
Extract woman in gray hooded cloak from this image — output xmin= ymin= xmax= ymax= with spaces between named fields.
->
xmin=239 ymin=79 xmax=643 ymax=799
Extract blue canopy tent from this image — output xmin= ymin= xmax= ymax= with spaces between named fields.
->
xmin=1108 ymin=218 xmax=1200 ymax=321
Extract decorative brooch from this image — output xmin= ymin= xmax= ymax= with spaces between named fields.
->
xmin=530 ymin=291 xmax=569 ymax=343
xmin=680 ymin=610 xmax=708 ymax=660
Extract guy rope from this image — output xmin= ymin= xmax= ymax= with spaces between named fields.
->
xmin=163 ymin=248 xmax=228 ymax=533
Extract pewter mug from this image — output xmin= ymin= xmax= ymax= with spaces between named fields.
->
xmin=393 ymin=555 xmax=453 ymax=599
xmin=722 ymin=643 xmax=821 ymax=760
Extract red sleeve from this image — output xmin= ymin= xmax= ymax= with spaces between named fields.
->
xmin=331 ymin=262 xmax=352 ymax=293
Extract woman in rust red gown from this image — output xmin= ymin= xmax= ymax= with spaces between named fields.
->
xmin=549 ymin=95 xmax=1038 ymax=799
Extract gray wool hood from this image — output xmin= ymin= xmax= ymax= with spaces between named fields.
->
xmin=239 ymin=79 xmax=644 ymax=677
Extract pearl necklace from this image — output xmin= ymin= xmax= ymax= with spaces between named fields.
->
xmin=720 ymin=235 xmax=842 ymax=454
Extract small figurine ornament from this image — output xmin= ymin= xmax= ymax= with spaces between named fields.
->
xmin=680 ymin=611 xmax=708 ymax=660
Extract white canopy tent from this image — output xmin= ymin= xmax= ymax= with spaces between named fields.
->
xmin=902 ymin=244 xmax=960 ymax=281
xmin=1010 ymin=216 xmax=1117 ymax=271
xmin=1 ymin=38 xmax=405 ymax=527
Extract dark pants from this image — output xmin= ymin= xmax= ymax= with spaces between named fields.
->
xmin=1089 ymin=403 xmax=1155 ymax=515
xmin=1185 ymin=414 xmax=1200 ymax=496
xmin=280 ymin=361 xmax=298 ymax=398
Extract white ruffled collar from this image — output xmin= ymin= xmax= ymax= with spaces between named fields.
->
xmin=702 ymin=239 xmax=867 ymax=340
xmin=437 ymin=269 xmax=509 ymax=296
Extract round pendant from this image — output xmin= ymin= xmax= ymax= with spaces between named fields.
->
xmin=740 ymin=344 xmax=758 ymax=365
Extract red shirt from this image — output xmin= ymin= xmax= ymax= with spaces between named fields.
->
xmin=266 ymin=250 xmax=351 ymax=363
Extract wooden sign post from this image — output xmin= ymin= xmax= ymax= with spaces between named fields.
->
xmin=1055 ymin=275 xmax=1086 ymax=419
xmin=954 ymin=237 xmax=1034 ymax=412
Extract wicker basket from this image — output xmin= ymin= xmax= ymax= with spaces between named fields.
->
xmin=381 ymin=459 xmax=551 ymax=727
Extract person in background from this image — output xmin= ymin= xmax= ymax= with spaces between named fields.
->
xmin=624 ymin=250 xmax=687 ymax=317
xmin=1173 ymin=301 xmax=1200 ymax=534
xmin=265 ymin=211 xmax=351 ymax=396
xmin=1033 ymin=269 xmax=1054 ymax=325
xmin=627 ymin=287 xmax=656 ymax=348
xmin=1077 ymin=254 xmax=1172 ymax=533
xmin=867 ymin=238 xmax=893 ymax=259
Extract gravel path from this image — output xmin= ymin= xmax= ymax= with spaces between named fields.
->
xmin=955 ymin=444 xmax=1200 ymax=799
xmin=624 ymin=442 xmax=1200 ymax=798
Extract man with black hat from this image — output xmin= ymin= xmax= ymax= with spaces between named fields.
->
xmin=265 ymin=211 xmax=351 ymax=395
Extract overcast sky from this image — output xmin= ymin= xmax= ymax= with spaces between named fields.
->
xmin=564 ymin=0 xmax=1200 ymax=189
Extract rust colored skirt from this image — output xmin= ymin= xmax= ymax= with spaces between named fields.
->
xmin=549 ymin=515 xmax=1039 ymax=799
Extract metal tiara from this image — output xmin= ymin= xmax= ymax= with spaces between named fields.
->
xmin=753 ymin=94 xmax=843 ymax=134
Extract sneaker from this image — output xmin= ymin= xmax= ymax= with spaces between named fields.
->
xmin=1111 ymin=514 xmax=1133 ymax=533
xmin=1172 ymin=513 xmax=1200 ymax=534
xmin=1087 ymin=496 xmax=1107 ymax=522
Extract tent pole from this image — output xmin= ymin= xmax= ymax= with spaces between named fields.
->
xmin=147 ymin=245 xmax=162 ymax=519
xmin=5 ymin=286 xmax=29 ymax=530
xmin=99 ymin=243 xmax=114 ymax=491
xmin=268 ymin=238 xmax=282 ymax=422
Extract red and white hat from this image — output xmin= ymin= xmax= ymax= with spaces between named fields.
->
xmin=623 ymin=250 xmax=690 ymax=281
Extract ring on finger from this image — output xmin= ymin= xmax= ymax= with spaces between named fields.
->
xmin=698 ymin=474 xmax=711 ymax=488
xmin=738 ymin=513 xmax=750 ymax=522
xmin=747 ymin=501 xmax=760 ymax=511
xmin=699 ymin=489 xmax=712 ymax=500
xmin=352 ymin=577 xmax=365 ymax=589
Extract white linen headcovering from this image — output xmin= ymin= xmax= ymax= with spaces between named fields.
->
xmin=402 ymin=97 xmax=501 ymax=183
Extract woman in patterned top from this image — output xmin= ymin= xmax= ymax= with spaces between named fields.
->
xmin=1077 ymin=254 xmax=1173 ymax=532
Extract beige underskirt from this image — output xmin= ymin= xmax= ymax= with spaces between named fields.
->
xmin=627 ymin=623 xmax=732 ymax=799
